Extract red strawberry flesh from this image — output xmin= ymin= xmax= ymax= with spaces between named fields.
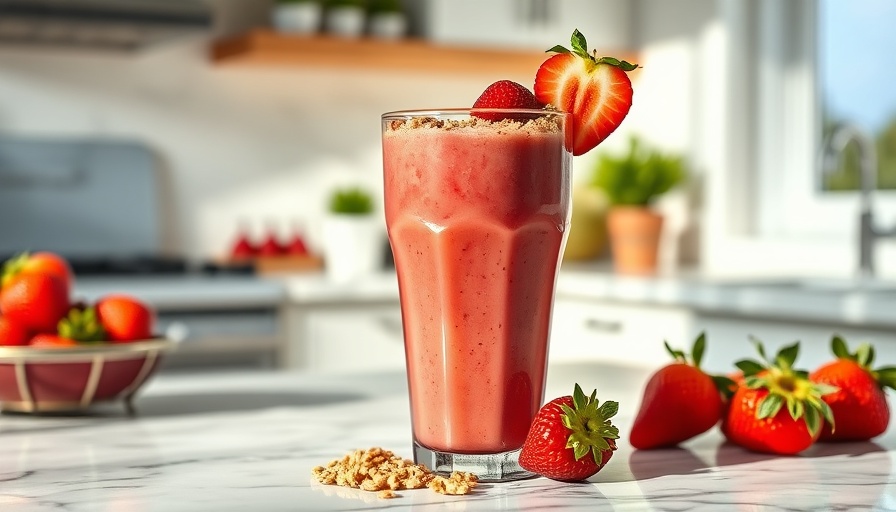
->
xmin=533 ymin=29 xmax=637 ymax=156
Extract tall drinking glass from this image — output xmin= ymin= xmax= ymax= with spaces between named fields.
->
xmin=381 ymin=109 xmax=571 ymax=481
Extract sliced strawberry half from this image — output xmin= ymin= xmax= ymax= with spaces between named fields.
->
xmin=472 ymin=80 xmax=543 ymax=121
xmin=534 ymin=29 xmax=638 ymax=156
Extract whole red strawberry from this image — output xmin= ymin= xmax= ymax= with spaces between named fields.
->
xmin=0 ymin=272 xmax=70 ymax=333
xmin=534 ymin=29 xmax=638 ymax=156
xmin=30 ymin=334 xmax=79 ymax=348
xmin=96 ymin=295 xmax=155 ymax=342
xmin=519 ymin=384 xmax=619 ymax=482
xmin=2 ymin=251 xmax=73 ymax=291
xmin=723 ymin=340 xmax=836 ymax=455
xmin=810 ymin=336 xmax=896 ymax=442
xmin=630 ymin=333 xmax=727 ymax=449
xmin=472 ymin=80 xmax=543 ymax=121
xmin=0 ymin=315 xmax=30 ymax=346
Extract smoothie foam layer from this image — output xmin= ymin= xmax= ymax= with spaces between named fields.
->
xmin=384 ymin=114 xmax=569 ymax=453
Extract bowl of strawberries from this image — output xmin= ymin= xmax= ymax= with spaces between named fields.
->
xmin=0 ymin=252 xmax=174 ymax=414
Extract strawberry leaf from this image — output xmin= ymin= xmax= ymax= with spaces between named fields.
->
xmin=546 ymin=44 xmax=571 ymax=54
xmin=874 ymin=367 xmax=896 ymax=390
xmin=757 ymin=393 xmax=784 ymax=419
xmin=786 ymin=395 xmax=804 ymax=421
xmin=856 ymin=342 xmax=874 ymax=367
xmin=817 ymin=398 xmax=836 ymax=428
xmin=745 ymin=376 xmax=766 ymax=389
xmin=691 ymin=332 xmax=706 ymax=368
xmin=775 ymin=342 xmax=800 ymax=370
xmin=595 ymin=56 xmax=639 ymax=72
xmin=831 ymin=335 xmax=850 ymax=359
xmin=804 ymin=405 xmax=821 ymax=437
xmin=560 ymin=403 xmax=576 ymax=430
xmin=712 ymin=375 xmax=737 ymax=399
xmin=735 ymin=359 xmax=766 ymax=376
xmin=573 ymin=384 xmax=587 ymax=409
xmin=751 ymin=337 xmax=769 ymax=362
xmin=570 ymin=29 xmax=589 ymax=59
xmin=664 ymin=340 xmax=685 ymax=362
xmin=599 ymin=400 xmax=619 ymax=420
xmin=812 ymin=382 xmax=840 ymax=396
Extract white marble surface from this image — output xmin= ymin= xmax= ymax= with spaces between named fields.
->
xmin=2 ymin=363 xmax=895 ymax=511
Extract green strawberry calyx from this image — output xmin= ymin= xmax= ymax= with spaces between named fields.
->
xmin=58 ymin=305 xmax=107 ymax=343
xmin=736 ymin=338 xmax=837 ymax=437
xmin=1 ymin=252 xmax=31 ymax=288
xmin=665 ymin=332 xmax=737 ymax=398
xmin=830 ymin=335 xmax=896 ymax=391
xmin=546 ymin=29 xmax=639 ymax=72
xmin=560 ymin=384 xmax=620 ymax=466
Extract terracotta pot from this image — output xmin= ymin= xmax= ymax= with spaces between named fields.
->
xmin=606 ymin=206 xmax=663 ymax=275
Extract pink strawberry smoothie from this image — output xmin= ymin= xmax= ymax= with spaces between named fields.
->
xmin=383 ymin=112 xmax=570 ymax=454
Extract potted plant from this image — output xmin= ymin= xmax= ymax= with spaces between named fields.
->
xmin=324 ymin=0 xmax=366 ymax=38
xmin=321 ymin=186 xmax=382 ymax=282
xmin=367 ymin=0 xmax=406 ymax=40
xmin=271 ymin=0 xmax=322 ymax=34
xmin=591 ymin=136 xmax=686 ymax=274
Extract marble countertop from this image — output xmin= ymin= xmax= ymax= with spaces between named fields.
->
xmin=2 ymin=363 xmax=894 ymax=511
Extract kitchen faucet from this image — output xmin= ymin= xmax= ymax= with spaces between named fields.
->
xmin=822 ymin=124 xmax=896 ymax=278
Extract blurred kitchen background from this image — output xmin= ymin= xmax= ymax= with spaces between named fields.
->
xmin=1 ymin=0 xmax=894 ymax=374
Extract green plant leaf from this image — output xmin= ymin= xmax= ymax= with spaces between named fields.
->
xmin=329 ymin=186 xmax=373 ymax=214
xmin=590 ymin=135 xmax=686 ymax=206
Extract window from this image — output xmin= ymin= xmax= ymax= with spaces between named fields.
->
xmin=702 ymin=0 xmax=896 ymax=276
xmin=819 ymin=0 xmax=896 ymax=191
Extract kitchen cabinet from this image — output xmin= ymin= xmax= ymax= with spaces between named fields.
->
xmin=696 ymin=314 xmax=896 ymax=374
xmin=549 ymin=297 xmax=696 ymax=368
xmin=287 ymin=301 xmax=405 ymax=372
xmin=425 ymin=0 xmax=632 ymax=51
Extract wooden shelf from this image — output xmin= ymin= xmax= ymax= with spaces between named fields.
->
xmin=211 ymin=30 xmax=638 ymax=77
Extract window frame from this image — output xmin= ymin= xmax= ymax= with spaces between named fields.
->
xmin=701 ymin=0 xmax=896 ymax=277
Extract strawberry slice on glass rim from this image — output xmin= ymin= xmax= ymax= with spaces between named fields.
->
xmin=534 ymin=29 xmax=639 ymax=156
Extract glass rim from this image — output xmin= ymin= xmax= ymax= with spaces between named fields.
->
xmin=381 ymin=108 xmax=568 ymax=120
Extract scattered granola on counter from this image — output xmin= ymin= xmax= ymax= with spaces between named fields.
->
xmin=311 ymin=447 xmax=479 ymax=499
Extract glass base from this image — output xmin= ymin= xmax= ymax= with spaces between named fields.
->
xmin=413 ymin=442 xmax=536 ymax=482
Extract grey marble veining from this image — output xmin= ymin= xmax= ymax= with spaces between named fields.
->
xmin=1 ymin=364 xmax=895 ymax=511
